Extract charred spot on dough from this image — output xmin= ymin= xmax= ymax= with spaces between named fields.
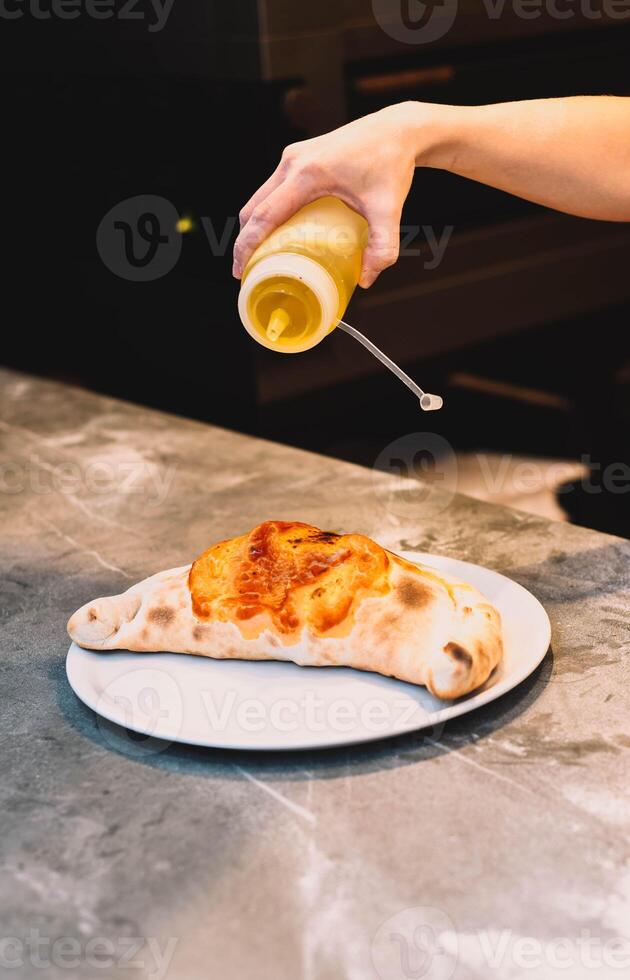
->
xmin=147 ymin=606 xmax=175 ymax=627
xmin=444 ymin=642 xmax=473 ymax=669
xmin=88 ymin=608 xmax=98 ymax=622
xmin=310 ymin=530 xmax=340 ymax=544
xmin=396 ymin=578 xmax=432 ymax=609
xmin=463 ymin=606 xmax=472 ymax=616
xmin=192 ymin=625 xmax=206 ymax=642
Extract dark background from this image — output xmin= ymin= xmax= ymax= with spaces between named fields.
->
xmin=2 ymin=1 xmax=630 ymax=535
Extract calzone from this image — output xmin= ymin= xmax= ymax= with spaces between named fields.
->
xmin=67 ymin=520 xmax=503 ymax=699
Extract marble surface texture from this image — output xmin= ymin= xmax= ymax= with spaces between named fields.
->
xmin=1 ymin=368 xmax=629 ymax=980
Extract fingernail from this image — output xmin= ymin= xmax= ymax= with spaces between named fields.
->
xmin=232 ymin=263 xmax=241 ymax=278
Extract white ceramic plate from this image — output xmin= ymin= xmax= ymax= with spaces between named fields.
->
xmin=66 ymin=551 xmax=551 ymax=751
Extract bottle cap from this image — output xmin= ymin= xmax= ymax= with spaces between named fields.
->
xmin=238 ymin=253 xmax=340 ymax=353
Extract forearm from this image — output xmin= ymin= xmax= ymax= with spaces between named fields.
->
xmin=234 ymin=95 xmax=630 ymax=288
xmin=408 ymin=96 xmax=630 ymax=222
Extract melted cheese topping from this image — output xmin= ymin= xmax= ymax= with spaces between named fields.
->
xmin=188 ymin=520 xmax=391 ymax=641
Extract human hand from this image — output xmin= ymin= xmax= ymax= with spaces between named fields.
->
xmin=233 ymin=102 xmax=434 ymax=288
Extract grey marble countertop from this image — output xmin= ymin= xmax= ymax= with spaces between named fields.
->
xmin=1 ymin=368 xmax=629 ymax=980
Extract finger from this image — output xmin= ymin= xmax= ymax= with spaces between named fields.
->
xmin=238 ymin=166 xmax=285 ymax=229
xmin=232 ymin=179 xmax=318 ymax=277
xmin=358 ymin=208 xmax=401 ymax=288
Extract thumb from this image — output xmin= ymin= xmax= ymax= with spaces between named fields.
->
xmin=233 ymin=179 xmax=318 ymax=278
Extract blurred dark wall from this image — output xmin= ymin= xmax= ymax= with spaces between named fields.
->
xmin=2 ymin=2 xmax=282 ymax=429
xmin=2 ymin=4 xmax=630 ymax=540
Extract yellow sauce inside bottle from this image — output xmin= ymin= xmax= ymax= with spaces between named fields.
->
xmin=246 ymin=277 xmax=324 ymax=349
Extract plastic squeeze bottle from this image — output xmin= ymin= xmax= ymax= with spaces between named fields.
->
xmin=238 ymin=197 xmax=367 ymax=353
xmin=237 ymin=196 xmax=443 ymax=409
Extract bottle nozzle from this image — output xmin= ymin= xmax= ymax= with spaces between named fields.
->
xmin=337 ymin=320 xmax=444 ymax=413
xmin=420 ymin=393 xmax=443 ymax=411
xmin=266 ymin=308 xmax=291 ymax=343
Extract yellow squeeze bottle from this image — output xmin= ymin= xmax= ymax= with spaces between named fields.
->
xmin=238 ymin=196 xmax=445 ymax=410
xmin=238 ymin=197 xmax=368 ymax=353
